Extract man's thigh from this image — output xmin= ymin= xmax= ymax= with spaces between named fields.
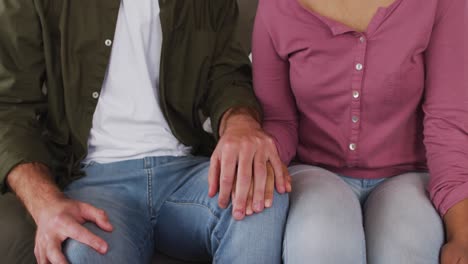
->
xmin=0 ymin=193 xmax=36 ymax=264
xmin=154 ymin=159 xmax=289 ymax=264
xmin=63 ymin=161 xmax=154 ymax=264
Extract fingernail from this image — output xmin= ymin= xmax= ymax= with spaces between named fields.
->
xmin=99 ymin=244 xmax=107 ymax=253
xmin=246 ymin=208 xmax=253 ymax=215
xmin=254 ymin=201 xmax=264 ymax=212
xmin=279 ymin=186 xmax=285 ymax=193
xmin=287 ymin=183 xmax=292 ymax=192
xmin=234 ymin=210 xmax=244 ymax=220
xmin=265 ymin=199 xmax=272 ymax=208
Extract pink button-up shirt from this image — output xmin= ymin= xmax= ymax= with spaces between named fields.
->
xmin=252 ymin=0 xmax=467 ymax=215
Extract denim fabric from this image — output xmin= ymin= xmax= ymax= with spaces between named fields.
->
xmin=283 ymin=165 xmax=444 ymax=264
xmin=62 ymin=156 xmax=289 ymax=264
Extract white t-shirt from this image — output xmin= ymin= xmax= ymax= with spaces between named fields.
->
xmin=85 ymin=0 xmax=190 ymax=164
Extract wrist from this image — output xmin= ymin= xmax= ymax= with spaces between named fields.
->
xmin=7 ymin=163 xmax=64 ymax=221
xmin=220 ymin=107 xmax=261 ymax=136
xmin=444 ymin=198 xmax=468 ymax=244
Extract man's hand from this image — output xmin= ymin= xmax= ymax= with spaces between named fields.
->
xmin=208 ymin=108 xmax=291 ymax=221
xmin=441 ymin=199 xmax=468 ymax=264
xmin=231 ymin=163 xmax=290 ymax=216
xmin=7 ymin=163 xmax=113 ymax=264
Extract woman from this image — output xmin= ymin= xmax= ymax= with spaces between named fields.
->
xmin=252 ymin=0 xmax=467 ymax=263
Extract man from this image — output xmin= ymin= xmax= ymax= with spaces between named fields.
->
xmin=0 ymin=0 xmax=289 ymax=263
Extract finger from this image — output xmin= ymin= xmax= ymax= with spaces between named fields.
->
xmin=232 ymin=149 xmax=255 ymax=220
xmin=208 ymin=154 xmax=221 ymax=197
xmin=46 ymin=240 xmax=68 ymax=264
xmin=246 ymin=182 xmax=254 ymax=216
xmin=62 ymin=221 xmax=108 ymax=254
xmin=269 ymin=154 xmax=286 ymax=193
xmin=218 ymin=150 xmax=237 ymax=209
xmin=79 ymin=203 xmax=113 ymax=232
xmin=231 ymin=174 xmax=237 ymax=202
xmin=35 ymin=244 xmax=46 ymax=264
xmin=265 ymin=163 xmax=275 ymax=208
xmin=284 ymin=165 xmax=292 ymax=192
xmin=252 ymin=154 xmax=267 ymax=213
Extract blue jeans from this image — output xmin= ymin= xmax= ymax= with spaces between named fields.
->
xmin=62 ymin=156 xmax=289 ymax=264
xmin=283 ymin=165 xmax=444 ymax=264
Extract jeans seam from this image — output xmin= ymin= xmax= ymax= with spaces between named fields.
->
xmin=139 ymin=224 xmax=154 ymax=261
xmin=147 ymin=168 xmax=154 ymax=220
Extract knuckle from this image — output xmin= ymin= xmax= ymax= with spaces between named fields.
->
xmin=220 ymin=177 xmax=233 ymax=186
xmin=51 ymin=214 xmax=65 ymax=228
xmin=223 ymin=140 xmax=237 ymax=151
xmin=240 ymin=140 xmax=250 ymax=149
xmin=210 ymin=155 xmax=218 ymax=163
xmin=97 ymin=209 xmax=107 ymax=218
xmin=237 ymin=176 xmax=251 ymax=185
xmin=264 ymin=135 xmax=275 ymax=145
xmin=34 ymin=246 xmax=39 ymax=257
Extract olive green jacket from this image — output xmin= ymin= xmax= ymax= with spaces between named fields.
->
xmin=0 ymin=0 xmax=260 ymax=191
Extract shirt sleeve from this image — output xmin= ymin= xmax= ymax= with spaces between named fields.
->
xmin=203 ymin=0 xmax=262 ymax=140
xmin=252 ymin=8 xmax=299 ymax=165
xmin=0 ymin=0 xmax=53 ymax=193
xmin=423 ymin=0 xmax=468 ymax=216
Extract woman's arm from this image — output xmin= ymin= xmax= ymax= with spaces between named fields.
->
xmin=252 ymin=7 xmax=299 ymax=165
xmin=423 ymin=0 xmax=468 ymax=261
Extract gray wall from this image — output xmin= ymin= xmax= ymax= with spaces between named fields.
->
xmin=236 ymin=0 xmax=259 ymax=53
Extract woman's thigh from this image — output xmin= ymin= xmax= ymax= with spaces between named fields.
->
xmin=284 ymin=165 xmax=366 ymax=264
xmin=364 ymin=172 xmax=444 ymax=264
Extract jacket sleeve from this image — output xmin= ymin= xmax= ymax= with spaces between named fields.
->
xmin=0 ymin=0 xmax=52 ymax=193
xmin=424 ymin=0 xmax=468 ymax=216
xmin=202 ymin=0 xmax=262 ymax=140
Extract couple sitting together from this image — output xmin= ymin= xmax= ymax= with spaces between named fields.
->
xmin=0 ymin=0 xmax=466 ymax=263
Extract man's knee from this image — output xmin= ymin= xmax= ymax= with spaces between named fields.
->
xmin=63 ymin=222 xmax=148 ymax=264
xmin=0 ymin=193 xmax=36 ymax=264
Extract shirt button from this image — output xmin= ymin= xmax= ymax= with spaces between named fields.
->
xmin=352 ymin=116 xmax=359 ymax=123
xmin=352 ymin=91 xmax=360 ymax=99
xmin=359 ymin=36 xmax=366 ymax=43
xmin=105 ymin=39 xmax=113 ymax=46
xmin=349 ymin=143 xmax=357 ymax=151
xmin=355 ymin=63 xmax=364 ymax=71
xmin=92 ymin=92 xmax=99 ymax=99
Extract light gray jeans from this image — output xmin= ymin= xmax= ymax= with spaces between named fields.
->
xmin=283 ymin=165 xmax=444 ymax=264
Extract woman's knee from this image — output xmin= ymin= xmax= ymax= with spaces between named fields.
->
xmin=365 ymin=173 xmax=444 ymax=264
xmin=284 ymin=166 xmax=365 ymax=263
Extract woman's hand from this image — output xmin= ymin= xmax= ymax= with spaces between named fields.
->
xmin=441 ymin=240 xmax=468 ymax=264
xmin=442 ymin=199 xmax=468 ymax=264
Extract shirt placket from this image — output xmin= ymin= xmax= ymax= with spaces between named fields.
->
xmin=347 ymin=34 xmax=367 ymax=167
